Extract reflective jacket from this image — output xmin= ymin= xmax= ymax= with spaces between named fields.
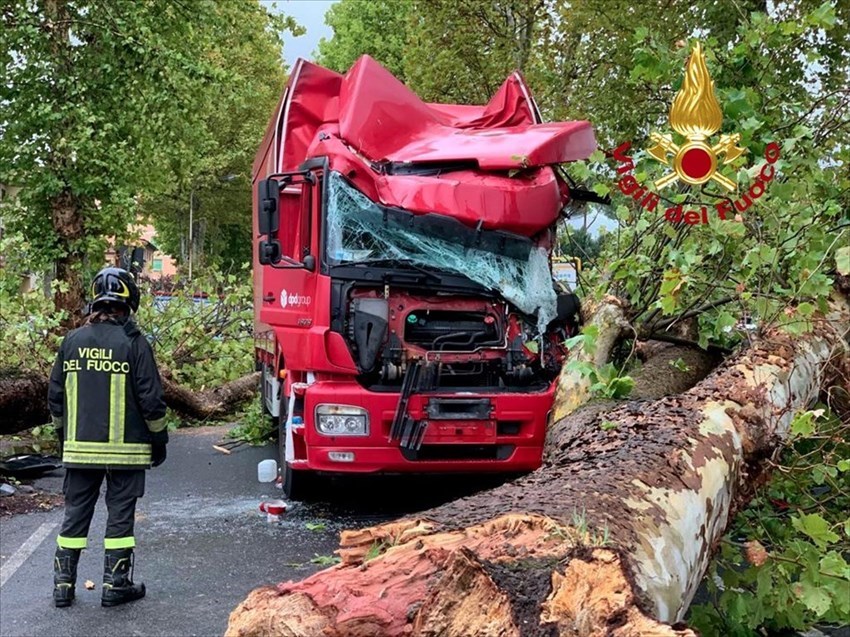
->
xmin=48 ymin=317 xmax=167 ymax=469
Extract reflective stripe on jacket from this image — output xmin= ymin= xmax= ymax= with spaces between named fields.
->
xmin=48 ymin=318 xmax=167 ymax=469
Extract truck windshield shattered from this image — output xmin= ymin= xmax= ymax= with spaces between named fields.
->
xmin=325 ymin=171 xmax=557 ymax=330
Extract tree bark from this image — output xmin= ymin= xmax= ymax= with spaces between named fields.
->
xmin=0 ymin=371 xmax=260 ymax=434
xmin=226 ymin=292 xmax=850 ymax=637
xmin=160 ymin=371 xmax=260 ymax=420
xmin=0 ymin=371 xmax=50 ymax=435
xmin=50 ymin=189 xmax=87 ymax=328
xmin=42 ymin=1 xmax=87 ymax=328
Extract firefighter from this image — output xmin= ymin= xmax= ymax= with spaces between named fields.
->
xmin=48 ymin=267 xmax=168 ymax=608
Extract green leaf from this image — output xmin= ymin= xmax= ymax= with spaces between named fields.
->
xmin=789 ymin=409 xmax=823 ymax=438
xmin=659 ymin=270 xmax=683 ymax=296
xmin=309 ymin=553 xmax=340 ymax=566
xmin=605 ymin=375 xmax=635 ymax=399
xmin=819 ymin=552 xmax=849 ymax=578
xmin=661 ymin=295 xmax=677 ymax=314
xmin=589 ymin=149 xmax=606 ymax=164
xmin=808 ymin=2 xmax=837 ymax=27
xmin=592 ymin=182 xmax=611 ymax=197
xmin=565 ymin=360 xmax=596 ymax=379
xmin=563 ymin=335 xmax=585 ymax=350
xmin=669 ymin=357 xmax=691 ymax=372
xmin=791 ymin=513 xmax=840 ymax=549
xmin=796 ymin=581 xmax=832 ymax=615
xmin=716 ymin=311 xmax=737 ymax=332
xmin=836 ymin=245 xmax=850 ymax=276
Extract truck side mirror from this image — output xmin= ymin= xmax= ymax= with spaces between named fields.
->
xmin=257 ymin=179 xmax=280 ymax=236
xmin=258 ymin=239 xmax=281 ymax=265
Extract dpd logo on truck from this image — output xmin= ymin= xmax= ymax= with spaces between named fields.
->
xmin=612 ymin=42 xmax=780 ymax=225
xmin=280 ymin=289 xmax=312 ymax=309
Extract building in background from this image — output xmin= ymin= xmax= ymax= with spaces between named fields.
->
xmin=107 ymin=224 xmax=177 ymax=281
xmin=2 ymin=185 xmax=177 ymax=294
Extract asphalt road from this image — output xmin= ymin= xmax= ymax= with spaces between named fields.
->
xmin=1 ymin=427 xmax=343 ymax=637
xmin=0 ymin=426 xmax=502 ymax=637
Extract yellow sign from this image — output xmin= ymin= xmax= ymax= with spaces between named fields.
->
xmin=647 ymin=43 xmax=745 ymax=192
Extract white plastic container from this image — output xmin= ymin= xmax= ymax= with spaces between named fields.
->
xmin=257 ymin=459 xmax=278 ymax=483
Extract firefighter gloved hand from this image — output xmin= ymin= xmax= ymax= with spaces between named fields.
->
xmin=151 ymin=443 xmax=167 ymax=467
xmin=149 ymin=429 xmax=168 ymax=468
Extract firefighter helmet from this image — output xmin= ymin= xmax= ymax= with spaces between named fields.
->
xmin=90 ymin=267 xmax=140 ymax=313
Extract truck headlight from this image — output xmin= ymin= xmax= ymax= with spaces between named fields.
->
xmin=315 ymin=404 xmax=369 ymax=436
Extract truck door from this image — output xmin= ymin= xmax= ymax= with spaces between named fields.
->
xmin=256 ymin=162 xmax=332 ymax=372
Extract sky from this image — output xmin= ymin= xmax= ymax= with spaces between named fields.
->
xmin=262 ymin=0 xmax=337 ymax=69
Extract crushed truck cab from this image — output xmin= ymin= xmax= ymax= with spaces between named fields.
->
xmin=252 ymin=55 xmax=596 ymax=500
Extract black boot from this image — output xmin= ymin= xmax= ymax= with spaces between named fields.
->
xmin=53 ymin=547 xmax=81 ymax=607
xmin=101 ymin=548 xmax=146 ymax=607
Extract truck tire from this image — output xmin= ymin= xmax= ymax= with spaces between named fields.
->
xmin=282 ymin=461 xmax=319 ymax=502
xmin=277 ymin=400 xmax=321 ymax=502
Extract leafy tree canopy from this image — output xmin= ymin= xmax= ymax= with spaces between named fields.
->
xmin=0 ymin=0 xmax=297 ymax=316
xmin=316 ymin=0 xmax=409 ymax=80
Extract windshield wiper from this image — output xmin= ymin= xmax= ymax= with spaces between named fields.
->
xmin=348 ymin=258 xmax=442 ymax=282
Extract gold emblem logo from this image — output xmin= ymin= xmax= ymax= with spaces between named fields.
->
xmin=647 ymin=43 xmax=745 ymax=192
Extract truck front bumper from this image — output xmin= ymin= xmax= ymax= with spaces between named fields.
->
xmin=291 ymin=380 xmax=553 ymax=474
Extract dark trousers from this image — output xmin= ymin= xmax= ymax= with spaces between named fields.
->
xmin=57 ymin=468 xmax=145 ymax=550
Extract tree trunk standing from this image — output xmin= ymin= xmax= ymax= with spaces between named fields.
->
xmin=512 ymin=3 xmax=539 ymax=73
xmin=226 ymin=293 xmax=849 ymax=636
xmin=51 ymin=189 xmax=87 ymax=326
xmin=42 ymin=0 xmax=87 ymax=327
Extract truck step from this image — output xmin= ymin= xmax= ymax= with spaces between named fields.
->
xmin=388 ymin=362 xmax=421 ymax=442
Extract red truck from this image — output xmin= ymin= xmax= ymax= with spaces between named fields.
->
xmin=253 ymin=56 xmax=596 ymax=500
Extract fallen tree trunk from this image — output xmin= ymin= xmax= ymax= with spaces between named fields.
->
xmin=0 ymin=371 xmax=50 ymax=435
xmin=0 ymin=370 xmax=260 ymax=434
xmin=226 ymin=292 xmax=849 ymax=637
xmin=160 ymin=371 xmax=261 ymax=420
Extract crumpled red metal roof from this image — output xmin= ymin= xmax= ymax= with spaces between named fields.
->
xmin=254 ymin=55 xmax=597 ymax=236
xmin=338 ymin=56 xmax=595 ymax=169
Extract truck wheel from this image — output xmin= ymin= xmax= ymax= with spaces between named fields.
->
xmin=282 ymin=462 xmax=319 ymax=502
